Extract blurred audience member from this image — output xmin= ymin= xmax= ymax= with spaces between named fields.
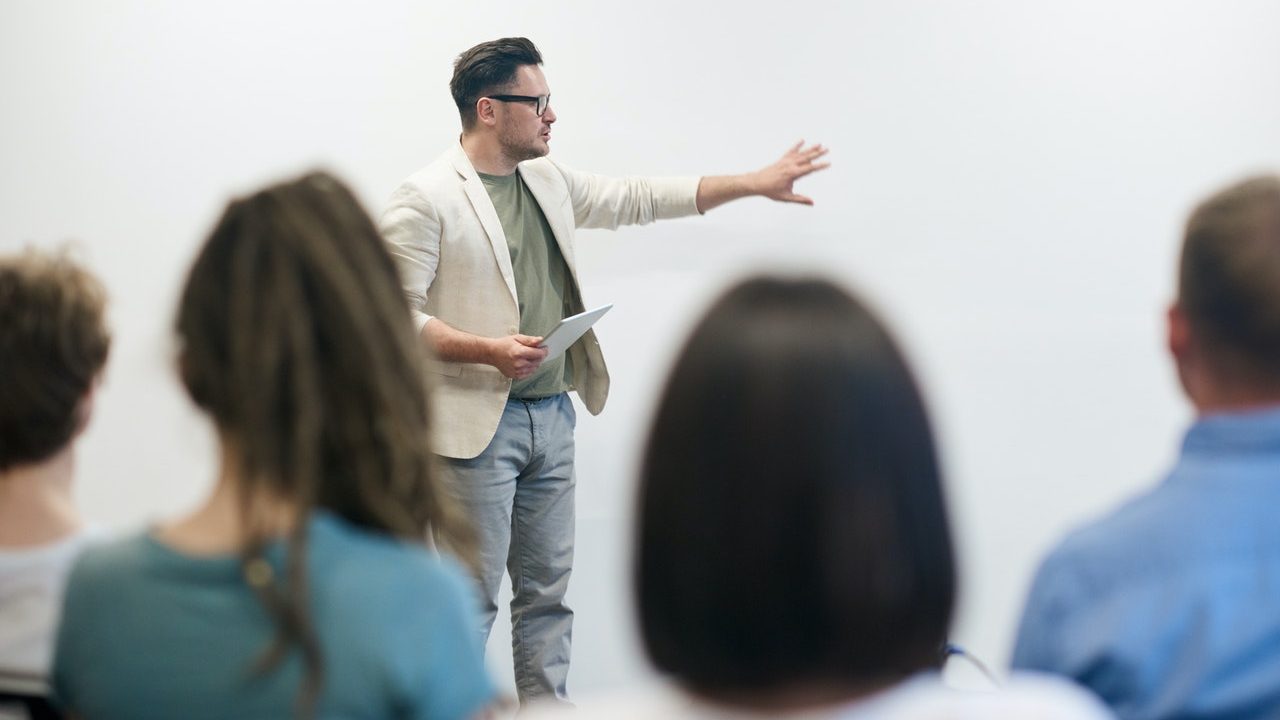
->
xmin=1014 ymin=176 xmax=1280 ymax=720
xmin=0 ymin=249 xmax=109 ymax=699
xmin=51 ymin=172 xmax=495 ymax=720
xmin=530 ymin=276 xmax=1111 ymax=719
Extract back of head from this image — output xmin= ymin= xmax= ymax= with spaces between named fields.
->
xmin=175 ymin=171 xmax=461 ymax=544
xmin=0 ymin=249 xmax=110 ymax=472
xmin=450 ymin=36 xmax=542 ymax=130
xmin=1179 ymin=175 xmax=1280 ymax=390
xmin=637 ymin=276 xmax=955 ymax=697
xmin=175 ymin=171 xmax=472 ymax=712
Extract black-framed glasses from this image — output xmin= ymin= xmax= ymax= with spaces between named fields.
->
xmin=487 ymin=94 xmax=551 ymax=117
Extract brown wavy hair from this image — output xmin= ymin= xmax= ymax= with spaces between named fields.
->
xmin=0 ymin=248 xmax=110 ymax=471
xmin=175 ymin=171 xmax=473 ymax=715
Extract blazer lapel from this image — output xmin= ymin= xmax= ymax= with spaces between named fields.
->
xmin=518 ymin=163 xmax=579 ymax=279
xmin=449 ymin=144 xmax=518 ymax=305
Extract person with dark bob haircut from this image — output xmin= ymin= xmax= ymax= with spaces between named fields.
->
xmin=51 ymin=171 xmax=496 ymax=720
xmin=526 ymin=276 xmax=1110 ymax=719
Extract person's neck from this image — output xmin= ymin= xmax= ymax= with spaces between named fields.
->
xmin=1189 ymin=377 xmax=1280 ymax=417
xmin=460 ymin=131 xmax=520 ymax=176
xmin=154 ymin=447 xmax=298 ymax=555
xmin=0 ymin=446 xmax=83 ymax=548
xmin=1195 ymin=397 xmax=1280 ymax=416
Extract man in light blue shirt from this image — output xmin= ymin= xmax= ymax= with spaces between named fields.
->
xmin=1012 ymin=175 xmax=1280 ymax=720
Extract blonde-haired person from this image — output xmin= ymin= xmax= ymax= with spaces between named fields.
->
xmin=528 ymin=276 xmax=1111 ymax=720
xmin=52 ymin=172 xmax=495 ymax=720
xmin=0 ymin=249 xmax=109 ymax=704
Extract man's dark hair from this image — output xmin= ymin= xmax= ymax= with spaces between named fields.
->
xmin=450 ymin=37 xmax=542 ymax=130
xmin=1179 ymin=175 xmax=1280 ymax=388
xmin=0 ymin=249 xmax=110 ymax=471
xmin=636 ymin=276 xmax=956 ymax=697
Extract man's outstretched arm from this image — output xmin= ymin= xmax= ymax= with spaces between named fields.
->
xmin=695 ymin=141 xmax=830 ymax=213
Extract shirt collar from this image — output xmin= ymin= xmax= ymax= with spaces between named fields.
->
xmin=1182 ymin=405 xmax=1280 ymax=457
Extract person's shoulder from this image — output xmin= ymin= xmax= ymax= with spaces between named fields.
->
xmin=521 ymin=678 xmax=1114 ymax=720
xmin=985 ymin=673 xmax=1111 ymax=717
xmin=391 ymin=148 xmax=463 ymax=196
xmin=412 ymin=152 xmax=458 ymax=183
xmin=59 ymin=532 xmax=156 ymax=617
xmin=521 ymin=684 xmax=696 ymax=720
xmin=519 ymin=156 xmax=579 ymax=188
xmin=877 ymin=674 xmax=1112 ymax=720
xmin=1035 ymin=476 xmax=1189 ymax=583
xmin=0 ymin=527 xmax=98 ymax=570
xmin=68 ymin=532 xmax=153 ymax=578
xmin=308 ymin=512 xmax=465 ymax=594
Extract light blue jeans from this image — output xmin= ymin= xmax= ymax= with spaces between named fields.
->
xmin=442 ymin=393 xmax=576 ymax=705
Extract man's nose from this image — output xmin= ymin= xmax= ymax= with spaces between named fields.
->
xmin=543 ymin=104 xmax=556 ymax=123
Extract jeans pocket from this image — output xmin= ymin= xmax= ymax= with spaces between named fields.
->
xmin=562 ymin=394 xmax=577 ymax=430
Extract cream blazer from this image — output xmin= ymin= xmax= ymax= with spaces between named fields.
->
xmin=380 ymin=142 xmax=700 ymax=459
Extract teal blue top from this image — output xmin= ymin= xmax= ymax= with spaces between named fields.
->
xmin=52 ymin=511 xmax=494 ymax=720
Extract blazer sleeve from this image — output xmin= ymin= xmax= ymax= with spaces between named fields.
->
xmin=379 ymin=183 xmax=442 ymax=335
xmin=552 ymin=161 xmax=701 ymax=230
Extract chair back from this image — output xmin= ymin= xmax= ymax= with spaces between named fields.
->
xmin=0 ymin=669 xmax=63 ymax=720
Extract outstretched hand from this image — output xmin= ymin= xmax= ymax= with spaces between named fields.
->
xmin=753 ymin=141 xmax=830 ymax=205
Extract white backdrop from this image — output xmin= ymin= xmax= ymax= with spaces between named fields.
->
xmin=3 ymin=0 xmax=1279 ymax=699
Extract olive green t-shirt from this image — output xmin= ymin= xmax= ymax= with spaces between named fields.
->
xmin=479 ymin=170 xmax=574 ymax=398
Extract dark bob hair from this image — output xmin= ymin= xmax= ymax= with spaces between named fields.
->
xmin=636 ymin=276 xmax=956 ymax=695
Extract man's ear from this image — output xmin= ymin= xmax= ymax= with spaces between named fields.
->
xmin=1167 ymin=302 xmax=1190 ymax=362
xmin=1168 ymin=301 xmax=1204 ymax=404
xmin=475 ymin=97 xmax=497 ymax=127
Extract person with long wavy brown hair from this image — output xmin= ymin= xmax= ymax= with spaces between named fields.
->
xmin=51 ymin=171 xmax=495 ymax=720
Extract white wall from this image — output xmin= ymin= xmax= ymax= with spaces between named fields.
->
xmin=3 ymin=0 xmax=1279 ymax=698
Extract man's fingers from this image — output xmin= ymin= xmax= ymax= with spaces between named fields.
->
xmin=784 ymin=193 xmax=814 ymax=205
xmin=512 ymin=359 xmax=544 ymax=378
xmin=515 ymin=348 xmax=549 ymax=362
xmin=797 ymin=161 xmax=831 ymax=176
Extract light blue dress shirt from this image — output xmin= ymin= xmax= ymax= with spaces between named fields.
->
xmin=1013 ymin=406 xmax=1280 ymax=719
